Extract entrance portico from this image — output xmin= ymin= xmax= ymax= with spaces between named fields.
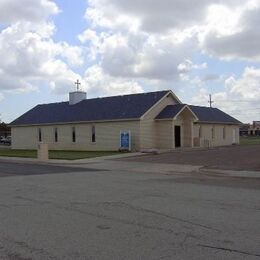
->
xmin=156 ymin=104 xmax=198 ymax=149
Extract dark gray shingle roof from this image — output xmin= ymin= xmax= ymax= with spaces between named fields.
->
xmin=155 ymin=104 xmax=186 ymax=119
xmin=156 ymin=104 xmax=241 ymax=124
xmin=10 ymin=90 xmax=169 ymax=126
xmin=189 ymin=105 xmax=241 ymax=124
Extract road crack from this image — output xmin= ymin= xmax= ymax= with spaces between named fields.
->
xmin=198 ymin=244 xmax=260 ymax=257
xmin=102 ymin=201 xmax=221 ymax=232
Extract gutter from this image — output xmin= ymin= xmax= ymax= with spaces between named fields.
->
xmin=9 ymin=118 xmax=141 ymax=128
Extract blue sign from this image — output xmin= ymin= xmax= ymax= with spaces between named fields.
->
xmin=120 ymin=131 xmax=131 ymax=150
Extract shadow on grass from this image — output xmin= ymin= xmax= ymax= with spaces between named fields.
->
xmin=0 ymin=149 xmax=121 ymax=160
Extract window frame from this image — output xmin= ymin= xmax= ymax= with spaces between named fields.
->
xmin=91 ymin=125 xmax=96 ymax=143
xmin=54 ymin=127 xmax=58 ymax=143
xmin=72 ymin=127 xmax=76 ymax=143
xmin=211 ymin=126 xmax=215 ymax=139
xmin=38 ymin=128 xmax=42 ymax=142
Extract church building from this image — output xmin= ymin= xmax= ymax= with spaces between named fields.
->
xmin=10 ymin=89 xmax=241 ymax=151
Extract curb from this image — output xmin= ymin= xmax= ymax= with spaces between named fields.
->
xmin=200 ymin=168 xmax=260 ymax=178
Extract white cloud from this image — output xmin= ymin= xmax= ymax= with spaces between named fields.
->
xmin=200 ymin=1 xmax=260 ymax=61
xmin=0 ymin=22 xmax=83 ymax=93
xmin=85 ymin=0 xmax=260 ymax=63
xmin=79 ymin=27 xmax=201 ymax=83
xmin=0 ymin=0 xmax=59 ymax=24
xmin=0 ymin=0 xmax=259 ymax=124
xmin=78 ymin=29 xmax=100 ymax=44
xmin=178 ymin=60 xmax=207 ymax=74
xmin=86 ymin=0 xmax=244 ymax=33
xmin=79 ymin=0 xmax=206 ymax=88
xmin=225 ymin=67 xmax=260 ymax=100
xmin=83 ymin=65 xmax=143 ymax=97
xmin=0 ymin=0 xmax=84 ymax=97
xmin=190 ymin=67 xmax=260 ymax=123
xmin=80 ymin=0 xmax=260 ymax=100
xmin=59 ymin=43 xmax=84 ymax=67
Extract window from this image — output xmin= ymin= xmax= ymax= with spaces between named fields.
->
xmin=38 ymin=128 xmax=42 ymax=142
xmin=211 ymin=126 xmax=215 ymax=139
xmin=199 ymin=125 xmax=202 ymax=138
xmin=223 ymin=126 xmax=226 ymax=139
xmin=92 ymin=125 xmax=96 ymax=142
xmin=54 ymin=128 xmax=58 ymax=142
xmin=72 ymin=127 xmax=76 ymax=142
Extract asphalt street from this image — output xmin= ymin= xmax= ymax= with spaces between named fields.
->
xmin=0 ymin=159 xmax=259 ymax=259
xmin=0 ymin=160 xmax=100 ymax=177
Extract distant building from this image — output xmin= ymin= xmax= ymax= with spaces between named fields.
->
xmin=10 ymin=90 xmax=241 ymax=151
xmin=240 ymin=121 xmax=260 ymax=136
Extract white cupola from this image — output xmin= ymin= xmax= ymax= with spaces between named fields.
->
xmin=69 ymin=79 xmax=86 ymax=105
xmin=69 ymin=91 xmax=87 ymax=105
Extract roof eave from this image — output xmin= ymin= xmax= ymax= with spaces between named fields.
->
xmin=173 ymin=105 xmax=199 ymax=121
xmin=140 ymin=90 xmax=181 ymax=120
xmin=9 ymin=117 xmax=141 ymax=127
xmin=155 ymin=118 xmax=173 ymax=121
xmin=195 ymin=120 xmax=241 ymax=125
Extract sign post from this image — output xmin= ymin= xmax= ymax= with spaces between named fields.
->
xmin=37 ymin=142 xmax=49 ymax=161
xmin=120 ymin=131 xmax=131 ymax=151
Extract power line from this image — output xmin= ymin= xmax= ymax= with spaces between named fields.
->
xmin=215 ymin=100 xmax=260 ymax=103
xmin=228 ymin=108 xmax=260 ymax=111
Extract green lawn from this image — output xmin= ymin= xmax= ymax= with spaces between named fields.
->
xmin=240 ymin=136 xmax=260 ymax=145
xmin=0 ymin=149 xmax=120 ymax=160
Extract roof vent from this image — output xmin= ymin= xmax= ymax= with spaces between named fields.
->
xmin=69 ymin=91 xmax=86 ymax=105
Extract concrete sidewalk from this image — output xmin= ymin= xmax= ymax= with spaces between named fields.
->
xmin=0 ymin=151 xmax=143 ymax=164
xmin=0 ymin=152 xmax=259 ymax=179
xmin=200 ymin=168 xmax=260 ymax=179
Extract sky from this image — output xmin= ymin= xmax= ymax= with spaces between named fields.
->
xmin=0 ymin=0 xmax=260 ymax=123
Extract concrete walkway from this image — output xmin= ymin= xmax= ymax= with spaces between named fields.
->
xmin=0 ymin=152 xmax=143 ymax=164
xmin=200 ymin=168 xmax=260 ymax=179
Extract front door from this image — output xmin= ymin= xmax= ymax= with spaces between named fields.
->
xmin=175 ymin=125 xmax=181 ymax=148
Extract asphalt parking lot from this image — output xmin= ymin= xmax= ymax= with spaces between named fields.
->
xmin=0 ymin=157 xmax=259 ymax=259
xmin=122 ymin=145 xmax=260 ymax=171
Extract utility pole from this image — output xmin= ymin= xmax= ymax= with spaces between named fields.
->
xmin=208 ymin=94 xmax=214 ymax=108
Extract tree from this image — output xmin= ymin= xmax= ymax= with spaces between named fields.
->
xmin=0 ymin=121 xmax=11 ymax=137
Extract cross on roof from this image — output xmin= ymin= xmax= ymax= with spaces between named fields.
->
xmin=74 ymin=79 xmax=81 ymax=91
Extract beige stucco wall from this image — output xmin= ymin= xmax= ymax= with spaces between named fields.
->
xmin=140 ymin=93 xmax=177 ymax=149
xmin=193 ymin=123 xmax=240 ymax=147
xmin=11 ymin=120 xmax=141 ymax=151
xmin=154 ymin=119 xmax=240 ymax=150
xmin=155 ymin=120 xmax=173 ymax=149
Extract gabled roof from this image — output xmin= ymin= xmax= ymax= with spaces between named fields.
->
xmin=155 ymin=104 xmax=186 ymax=119
xmin=10 ymin=90 xmax=170 ymax=126
xmin=156 ymin=104 xmax=241 ymax=124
